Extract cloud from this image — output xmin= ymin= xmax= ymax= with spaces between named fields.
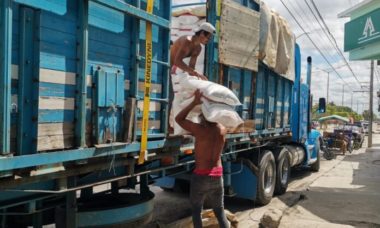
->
xmin=170 ymin=0 xmax=379 ymax=114
xmin=263 ymin=0 xmax=379 ymax=114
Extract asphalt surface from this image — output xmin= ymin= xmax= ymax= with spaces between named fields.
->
xmin=145 ymin=132 xmax=380 ymax=228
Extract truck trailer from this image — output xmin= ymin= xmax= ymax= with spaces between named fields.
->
xmin=0 ymin=0 xmax=324 ymax=227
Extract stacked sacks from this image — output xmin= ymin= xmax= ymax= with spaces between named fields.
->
xmin=170 ymin=5 xmax=243 ymax=135
xmin=172 ymin=72 xmax=243 ymax=135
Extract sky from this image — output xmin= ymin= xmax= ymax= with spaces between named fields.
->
xmin=172 ymin=0 xmax=380 ymax=115
xmin=262 ymin=0 xmax=379 ymax=115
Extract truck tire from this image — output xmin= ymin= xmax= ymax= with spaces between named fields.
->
xmin=256 ymin=151 xmax=276 ymax=205
xmin=274 ymin=148 xmax=291 ymax=195
xmin=310 ymin=139 xmax=320 ymax=172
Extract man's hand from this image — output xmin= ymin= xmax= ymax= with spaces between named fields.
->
xmin=193 ymin=89 xmax=203 ymax=105
xmin=197 ymin=74 xmax=208 ymax=81
xmin=188 ymin=69 xmax=198 ymax=77
xmin=189 ymin=70 xmax=208 ymax=81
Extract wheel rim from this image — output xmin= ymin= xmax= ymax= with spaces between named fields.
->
xmin=263 ymin=162 xmax=274 ymax=194
xmin=280 ymin=156 xmax=290 ymax=185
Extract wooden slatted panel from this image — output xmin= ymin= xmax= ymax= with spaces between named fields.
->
xmin=219 ymin=0 xmax=260 ymax=71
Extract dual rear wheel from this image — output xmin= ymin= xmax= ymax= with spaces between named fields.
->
xmin=256 ymin=149 xmax=291 ymax=205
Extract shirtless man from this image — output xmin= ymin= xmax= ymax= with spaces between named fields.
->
xmin=175 ymin=90 xmax=230 ymax=228
xmin=170 ymin=22 xmax=215 ymax=80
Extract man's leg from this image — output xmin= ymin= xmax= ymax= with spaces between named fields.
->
xmin=209 ymin=177 xmax=230 ymax=228
xmin=190 ymin=174 xmax=206 ymax=228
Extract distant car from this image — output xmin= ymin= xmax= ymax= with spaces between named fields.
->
xmin=361 ymin=121 xmax=369 ymax=135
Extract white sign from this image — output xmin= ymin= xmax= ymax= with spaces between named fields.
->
xmin=358 ymin=17 xmax=380 ymax=44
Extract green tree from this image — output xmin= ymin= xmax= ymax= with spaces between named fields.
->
xmin=312 ymin=103 xmax=363 ymax=121
xmin=362 ymin=110 xmax=378 ymax=121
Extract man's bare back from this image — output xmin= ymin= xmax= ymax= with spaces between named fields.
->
xmin=193 ymin=121 xmax=226 ymax=170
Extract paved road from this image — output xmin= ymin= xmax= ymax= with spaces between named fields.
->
xmin=145 ymin=133 xmax=380 ymax=227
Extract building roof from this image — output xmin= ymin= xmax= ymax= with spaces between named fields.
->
xmin=338 ymin=0 xmax=373 ymax=18
xmin=318 ymin=115 xmax=350 ymax=123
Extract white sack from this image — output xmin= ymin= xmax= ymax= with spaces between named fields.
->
xmin=171 ymin=72 xmax=243 ymax=135
xmin=177 ymin=15 xmax=200 ymax=25
xmin=177 ymin=72 xmax=242 ymax=106
xmin=201 ymin=99 xmax=243 ymax=128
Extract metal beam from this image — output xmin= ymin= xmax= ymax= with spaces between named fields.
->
xmin=368 ymin=60 xmax=374 ymax=147
xmin=0 ymin=0 xmax=12 ymax=155
xmin=0 ymin=140 xmax=171 ymax=171
xmin=92 ymin=0 xmax=170 ymax=29
xmin=75 ymin=0 xmax=89 ymax=148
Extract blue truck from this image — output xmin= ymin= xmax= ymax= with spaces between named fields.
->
xmin=0 ymin=0 xmax=324 ymax=227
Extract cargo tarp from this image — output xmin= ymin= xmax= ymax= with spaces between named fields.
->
xmin=259 ymin=1 xmax=295 ymax=81
xmin=219 ymin=0 xmax=260 ymax=72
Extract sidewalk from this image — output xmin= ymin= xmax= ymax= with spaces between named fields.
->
xmin=279 ymin=134 xmax=380 ymax=228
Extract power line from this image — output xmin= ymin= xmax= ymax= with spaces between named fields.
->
xmin=302 ymin=0 xmax=343 ymax=64
xmin=309 ymin=0 xmax=362 ymax=86
xmin=279 ymin=0 xmax=355 ymax=90
xmin=291 ymin=1 xmax=342 ymax=64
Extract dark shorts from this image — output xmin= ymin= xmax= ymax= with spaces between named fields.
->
xmin=190 ymin=173 xmax=224 ymax=209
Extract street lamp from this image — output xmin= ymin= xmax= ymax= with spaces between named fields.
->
xmin=314 ymin=67 xmax=334 ymax=104
xmin=342 ymin=84 xmax=345 ymax=107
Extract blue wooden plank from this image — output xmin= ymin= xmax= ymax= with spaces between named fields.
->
xmin=14 ymin=0 xmax=67 ymax=15
xmin=40 ymin=52 xmax=76 ymax=72
xmin=40 ymin=11 xmax=77 ymax=34
xmin=38 ymin=110 xmax=92 ymax=123
xmin=40 ymin=41 xmax=76 ymax=59
xmin=89 ymin=1 xmax=125 ymax=33
xmin=92 ymin=0 xmax=170 ymax=29
xmin=38 ymin=83 xmax=93 ymax=98
xmin=88 ymin=26 xmax=131 ymax=49
xmin=39 ymin=82 xmax=76 ymax=98
xmin=88 ymin=52 xmax=131 ymax=69
xmin=39 ymin=110 xmax=74 ymax=123
xmin=88 ymin=39 xmax=130 ymax=59
xmin=40 ymin=27 xmax=76 ymax=47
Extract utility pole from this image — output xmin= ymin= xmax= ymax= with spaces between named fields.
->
xmin=327 ymin=72 xmax=330 ymax=104
xmin=351 ymin=92 xmax=353 ymax=110
xmin=369 ymin=60 xmax=374 ymax=148
xmin=342 ymin=84 xmax=345 ymax=106
xmin=357 ymin=99 xmax=359 ymax=113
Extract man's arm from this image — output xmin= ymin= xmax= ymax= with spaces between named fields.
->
xmin=188 ymin=47 xmax=208 ymax=80
xmin=173 ymin=42 xmax=207 ymax=80
xmin=174 ymin=47 xmax=197 ymax=75
xmin=175 ymin=90 xmax=203 ymax=134
xmin=188 ymin=47 xmax=200 ymax=70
